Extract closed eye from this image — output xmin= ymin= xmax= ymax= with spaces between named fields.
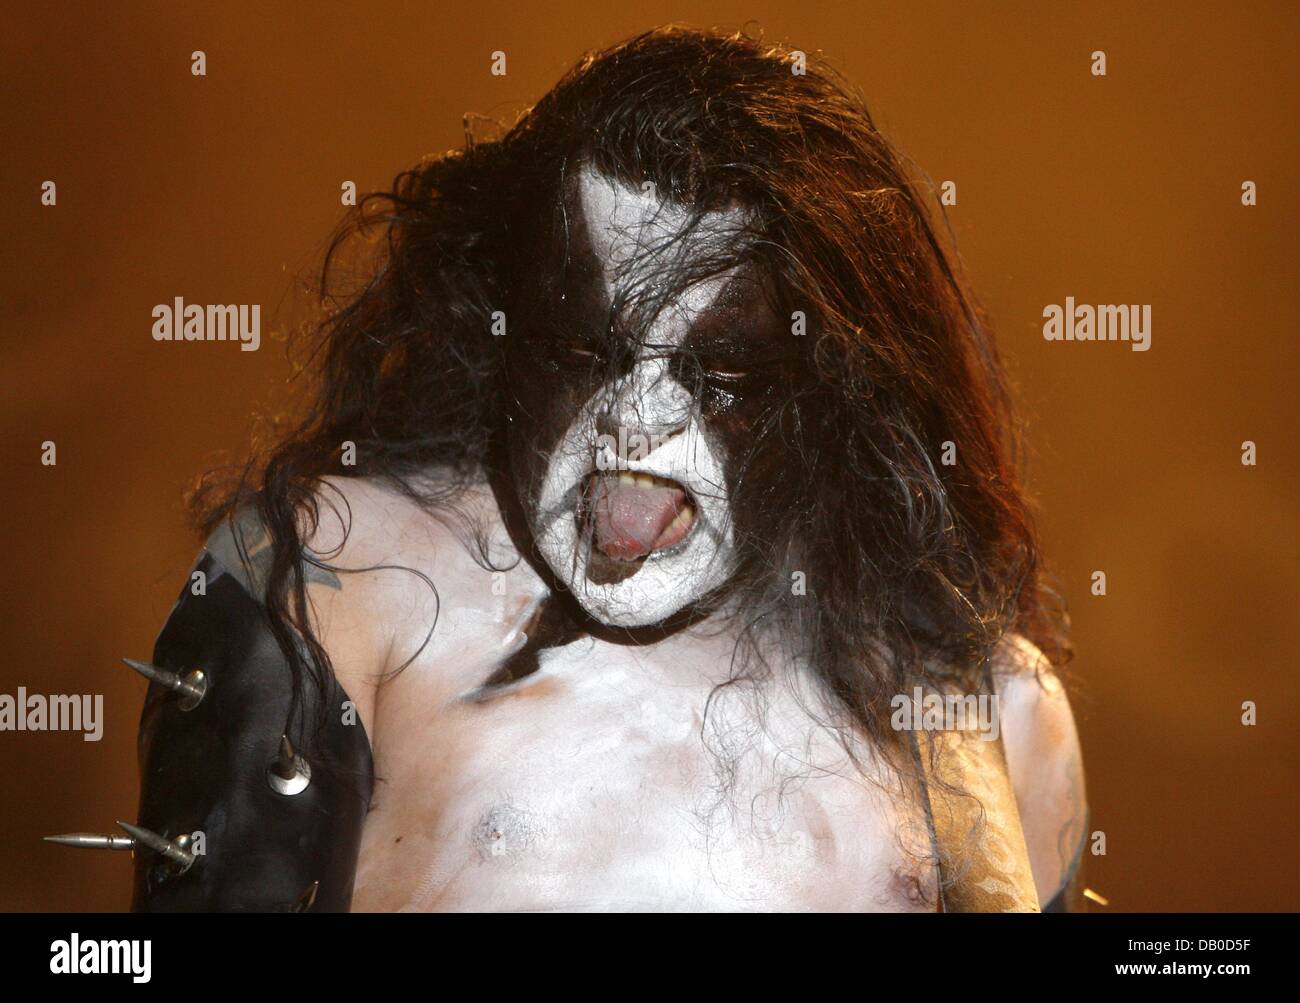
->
xmin=671 ymin=347 xmax=752 ymax=384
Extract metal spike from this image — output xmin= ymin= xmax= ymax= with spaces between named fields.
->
xmin=121 ymin=657 xmax=183 ymax=690
xmin=291 ymin=880 xmax=320 ymax=913
xmin=273 ymin=735 xmax=298 ymax=781
xmin=267 ymin=734 xmax=311 ymax=795
xmin=116 ymin=820 xmax=196 ymax=870
xmin=44 ymin=832 xmax=136 ymax=851
xmin=122 ymin=658 xmax=207 ymax=710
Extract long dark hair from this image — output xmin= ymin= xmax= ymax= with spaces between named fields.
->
xmin=192 ymin=25 xmax=1069 ymax=773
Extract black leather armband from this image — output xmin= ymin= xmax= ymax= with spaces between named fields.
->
xmin=131 ymin=527 xmax=373 ymax=912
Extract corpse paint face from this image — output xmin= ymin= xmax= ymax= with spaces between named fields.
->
xmin=507 ymin=165 xmax=799 ymax=628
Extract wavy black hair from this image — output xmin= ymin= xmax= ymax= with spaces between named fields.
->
xmin=193 ymin=25 xmax=1070 ymax=784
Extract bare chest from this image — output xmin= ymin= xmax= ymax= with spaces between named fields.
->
xmin=351 ymin=616 xmax=937 ymax=912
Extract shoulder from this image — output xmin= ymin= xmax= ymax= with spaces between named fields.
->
xmin=204 ymin=472 xmax=519 ymax=731
xmin=992 ymin=634 xmax=1088 ymax=908
xmin=301 ymin=471 xmax=550 ymax=672
xmin=295 ymin=471 xmax=515 ymax=647
xmin=299 ymin=472 xmax=513 ymax=603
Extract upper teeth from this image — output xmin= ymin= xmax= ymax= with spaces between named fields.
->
xmin=618 ymin=472 xmax=662 ymax=487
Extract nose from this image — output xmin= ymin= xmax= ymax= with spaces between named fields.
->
xmin=597 ymin=353 xmax=693 ymax=443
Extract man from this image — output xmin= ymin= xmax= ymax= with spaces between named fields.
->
xmin=59 ymin=26 xmax=1087 ymax=912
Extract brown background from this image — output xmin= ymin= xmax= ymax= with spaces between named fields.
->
xmin=1 ymin=1 xmax=1295 ymax=911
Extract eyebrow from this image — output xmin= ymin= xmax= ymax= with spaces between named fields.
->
xmin=681 ymin=312 xmax=795 ymax=350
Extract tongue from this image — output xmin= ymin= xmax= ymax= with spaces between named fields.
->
xmin=590 ymin=477 xmax=686 ymax=561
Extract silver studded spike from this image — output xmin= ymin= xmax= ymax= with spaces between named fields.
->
xmin=116 ymin=820 xmax=196 ymax=871
xmin=268 ymin=734 xmax=311 ymax=796
xmin=44 ymin=832 xmax=136 ymax=851
xmin=122 ymin=658 xmax=207 ymax=711
xmin=291 ymin=880 xmax=320 ymax=913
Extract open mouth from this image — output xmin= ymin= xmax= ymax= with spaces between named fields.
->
xmin=578 ymin=471 xmax=698 ymax=573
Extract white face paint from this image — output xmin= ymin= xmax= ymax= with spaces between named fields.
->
xmin=530 ymin=167 xmax=751 ymax=627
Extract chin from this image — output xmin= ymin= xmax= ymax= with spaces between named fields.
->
xmin=566 ymin=550 xmax=735 ymax=629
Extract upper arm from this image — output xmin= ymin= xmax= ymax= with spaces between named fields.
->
xmin=995 ymin=636 xmax=1088 ymax=910
xmin=205 ymin=492 xmax=388 ymax=740
xmin=132 ymin=509 xmax=376 ymax=911
xmin=295 ymin=474 xmax=494 ymax=728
